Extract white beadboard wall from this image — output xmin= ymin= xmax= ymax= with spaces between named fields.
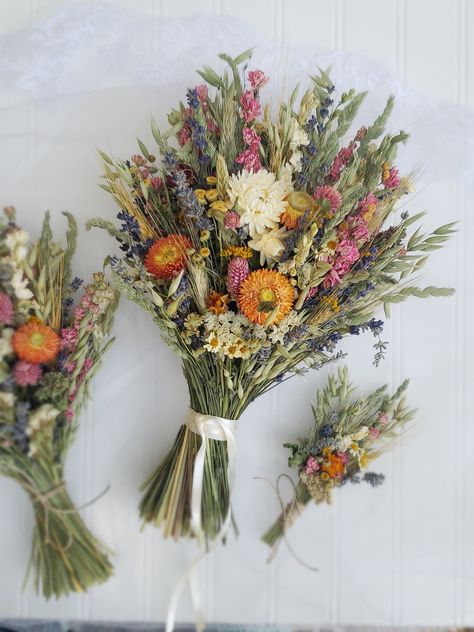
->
xmin=0 ymin=0 xmax=473 ymax=626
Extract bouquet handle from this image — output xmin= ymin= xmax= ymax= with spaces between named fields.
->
xmin=7 ymin=463 xmax=114 ymax=599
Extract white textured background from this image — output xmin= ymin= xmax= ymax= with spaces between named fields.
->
xmin=0 ymin=0 xmax=473 ymax=626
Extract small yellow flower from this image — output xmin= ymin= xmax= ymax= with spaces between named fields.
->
xmin=359 ymin=451 xmax=370 ymax=469
xmin=320 ymin=472 xmax=330 ymax=482
xmin=210 ymin=200 xmax=229 ymax=214
xmin=200 ymin=230 xmax=211 ymax=242
xmin=205 ymin=189 xmax=219 ymax=202
xmin=221 ymin=246 xmax=253 ymax=259
xmin=321 ymin=295 xmax=340 ymax=313
xmin=206 ymin=176 xmax=217 ymax=185
xmin=195 ymin=189 xmax=207 ymax=199
xmin=199 ymin=247 xmax=211 ymax=258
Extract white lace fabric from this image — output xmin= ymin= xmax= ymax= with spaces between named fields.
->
xmin=0 ymin=2 xmax=472 ymax=184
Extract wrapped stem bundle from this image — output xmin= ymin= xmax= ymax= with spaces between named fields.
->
xmin=262 ymin=366 xmax=415 ymax=550
xmin=90 ymin=50 xmax=452 ymax=543
xmin=0 ymin=208 xmax=119 ymax=598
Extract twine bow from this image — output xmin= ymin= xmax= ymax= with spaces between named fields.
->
xmin=256 ymin=473 xmax=319 ymax=571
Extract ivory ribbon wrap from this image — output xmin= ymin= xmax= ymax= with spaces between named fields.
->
xmin=166 ymin=409 xmax=238 ymax=632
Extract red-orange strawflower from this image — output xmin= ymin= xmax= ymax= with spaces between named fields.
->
xmin=238 ymin=269 xmax=294 ymax=325
xmin=12 ymin=320 xmax=60 ymax=365
xmin=206 ymin=291 xmax=229 ymax=315
xmin=144 ymin=234 xmax=192 ymax=279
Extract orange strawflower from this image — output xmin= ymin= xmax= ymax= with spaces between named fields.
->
xmin=322 ymin=452 xmax=346 ymax=479
xmin=281 ymin=205 xmax=303 ymax=229
xmin=206 ymin=291 xmax=229 ymax=315
xmin=238 ymin=269 xmax=294 ymax=325
xmin=13 ymin=321 xmax=60 ymax=365
xmin=144 ymin=234 xmax=192 ymax=279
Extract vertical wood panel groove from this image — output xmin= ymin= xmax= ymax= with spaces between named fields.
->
xmin=454 ymin=0 xmax=467 ymax=623
xmin=392 ymin=0 xmax=405 ymax=624
xmin=268 ymin=0 xmax=279 ymax=623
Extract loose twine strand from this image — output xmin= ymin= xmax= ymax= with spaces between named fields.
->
xmin=255 ymin=473 xmax=319 ymax=572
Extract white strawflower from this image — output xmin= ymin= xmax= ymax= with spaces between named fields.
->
xmin=289 ymin=121 xmax=310 ymax=151
xmin=227 ymin=169 xmax=291 ymax=236
xmin=6 ymin=229 xmax=29 ymax=263
xmin=0 ymin=391 xmax=15 ymax=408
xmin=248 ymin=226 xmax=287 ymax=266
xmin=289 ymin=150 xmax=303 ymax=173
xmin=0 ymin=328 xmax=13 ymax=360
xmin=10 ymin=269 xmax=33 ymax=300
xmin=351 ymin=426 xmax=370 ymax=441
xmin=28 ymin=404 xmax=60 ymax=433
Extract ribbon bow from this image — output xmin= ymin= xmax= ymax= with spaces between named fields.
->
xmin=166 ymin=409 xmax=238 ymax=632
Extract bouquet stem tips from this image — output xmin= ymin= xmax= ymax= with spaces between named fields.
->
xmin=139 ymin=423 xmax=232 ymax=543
xmin=22 ymin=466 xmax=113 ymax=599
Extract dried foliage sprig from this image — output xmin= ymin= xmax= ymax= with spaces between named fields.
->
xmin=262 ymin=367 xmax=415 ymax=552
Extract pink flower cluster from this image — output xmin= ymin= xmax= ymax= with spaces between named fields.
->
xmin=329 ymin=142 xmax=355 ymax=181
xmin=239 ymin=69 xmax=267 ymax=124
xmin=314 ymin=185 xmax=342 ymax=213
xmin=0 ymin=292 xmax=13 ymax=325
xmin=236 ymin=125 xmax=262 ymax=172
xmin=59 ymin=290 xmax=100 ymax=421
xmin=224 ymin=210 xmax=240 ymax=230
xmin=328 ymin=126 xmax=368 ymax=182
xmin=248 ymin=70 xmax=269 ymax=90
xmin=358 ymin=192 xmax=378 ymax=214
xmin=305 ymin=456 xmax=320 ymax=475
xmin=13 ymin=361 xmax=42 ymax=387
xmin=383 ymin=167 xmax=401 ymax=189
xmin=323 ymin=236 xmax=361 ymax=289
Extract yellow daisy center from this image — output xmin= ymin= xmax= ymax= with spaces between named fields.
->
xmin=155 ymin=245 xmax=178 ymax=264
xmin=258 ymin=287 xmax=277 ymax=309
xmin=30 ymin=332 xmax=45 ymax=348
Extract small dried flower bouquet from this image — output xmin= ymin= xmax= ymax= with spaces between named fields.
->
xmin=262 ymin=367 xmax=415 ymax=551
xmin=0 ymin=208 xmax=119 ymax=598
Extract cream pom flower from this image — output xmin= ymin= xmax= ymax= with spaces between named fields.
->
xmin=227 ymin=169 xmax=291 ymax=236
xmin=248 ymin=227 xmax=287 ymax=265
